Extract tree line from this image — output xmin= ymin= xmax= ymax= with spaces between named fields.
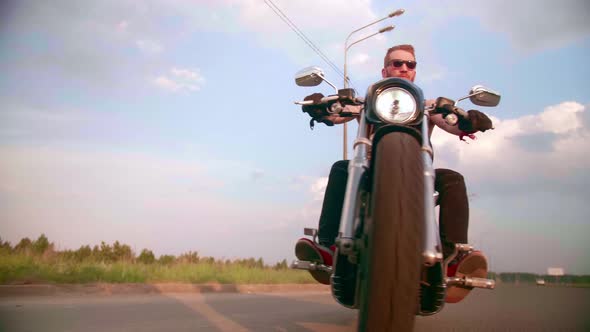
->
xmin=491 ymin=272 xmax=590 ymax=285
xmin=0 ymin=234 xmax=290 ymax=270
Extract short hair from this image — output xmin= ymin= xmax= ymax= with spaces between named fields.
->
xmin=383 ymin=44 xmax=415 ymax=67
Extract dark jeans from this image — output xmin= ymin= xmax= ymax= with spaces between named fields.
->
xmin=317 ymin=160 xmax=469 ymax=257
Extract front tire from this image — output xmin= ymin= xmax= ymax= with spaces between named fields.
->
xmin=358 ymin=132 xmax=425 ymax=331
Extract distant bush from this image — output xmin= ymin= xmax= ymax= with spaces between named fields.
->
xmin=112 ymin=241 xmax=134 ymax=262
xmin=233 ymin=257 xmax=265 ymax=269
xmin=202 ymin=256 xmax=216 ymax=265
xmin=498 ymin=272 xmax=538 ymax=283
xmin=178 ymin=251 xmax=200 ymax=264
xmin=76 ymin=245 xmax=93 ymax=261
xmin=14 ymin=237 xmax=32 ymax=253
xmin=159 ymin=255 xmax=176 ymax=265
xmin=97 ymin=241 xmax=115 ymax=262
xmin=31 ymin=234 xmax=50 ymax=255
xmin=0 ymin=238 xmax=12 ymax=255
xmin=273 ymin=259 xmax=289 ymax=270
xmin=137 ymin=249 xmax=156 ymax=264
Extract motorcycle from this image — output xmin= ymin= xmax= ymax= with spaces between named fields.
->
xmin=291 ymin=65 xmax=500 ymax=331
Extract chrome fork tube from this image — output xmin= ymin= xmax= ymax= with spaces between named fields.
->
xmin=337 ymin=110 xmax=369 ymax=255
xmin=421 ymin=114 xmax=443 ymax=266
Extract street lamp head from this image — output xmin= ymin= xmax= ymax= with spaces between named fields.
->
xmin=379 ymin=25 xmax=395 ymax=34
xmin=340 ymin=8 xmax=405 ymax=160
xmin=388 ymin=9 xmax=405 ymax=17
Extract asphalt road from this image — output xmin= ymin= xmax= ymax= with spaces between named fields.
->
xmin=0 ymin=284 xmax=588 ymax=331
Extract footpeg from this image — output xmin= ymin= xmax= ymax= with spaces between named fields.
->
xmin=304 ymin=228 xmax=318 ymax=237
xmin=291 ymin=260 xmax=333 ymax=273
xmin=455 ymin=244 xmax=474 ymax=252
xmin=446 ymin=276 xmax=495 ymax=289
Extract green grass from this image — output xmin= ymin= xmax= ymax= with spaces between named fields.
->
xmin=4 ymin=253 xmax=588 ymax=287
xmin=0 ymin=253 xmax=315 ymax=284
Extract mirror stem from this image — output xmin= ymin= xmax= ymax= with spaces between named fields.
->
xmin=455 ymin=91 xmax=484 ymax=105
xmin=318 ymin=74 xmax=338 ymax=94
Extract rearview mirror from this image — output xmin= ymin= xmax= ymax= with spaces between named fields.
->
xmin=469 ymin=85 xmax=501 ymax=107
xmin=294 ymin=66 xmax=326 ymax=87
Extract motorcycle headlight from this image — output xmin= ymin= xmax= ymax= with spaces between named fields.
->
xmin=374 ymin=87 xmax=418 ymax=124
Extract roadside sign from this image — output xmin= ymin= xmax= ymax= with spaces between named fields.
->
xmin=547 ymin=267 xmax=564 ymax=276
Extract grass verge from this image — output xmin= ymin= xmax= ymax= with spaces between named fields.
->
xmin=0 ymin=254 xmax=315 ymax=284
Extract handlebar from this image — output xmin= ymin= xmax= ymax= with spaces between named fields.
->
xmin=451 ymin=105 xmax=469 ymax=119
xmin=426 ymin=104 xmax=469 ymax=119
xmin=294 ymin=95 xmax=341 ymax=106
xmin=296 ymin=95 xmax=471 ymax=124
xmin=426 ymin=103 xmax=469 ymax=126
xmin=295 ymin=94 xmax=362 ymax=117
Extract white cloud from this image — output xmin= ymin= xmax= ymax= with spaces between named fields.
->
xmin=432 ymin=101 xmax=589 ymax=190
xmin=349 ymin=53 xmax=370 ymax=66
xmin=171 ymin=67 xmax=202 ymax=81
xmin=430 ymin=0 xmax=590 ymax=52
xmin=476 ymin=0 xmax=590 ymax=51
xmin=1 ymin=1 xmax=443 ymax=87
xmin=235 ymin=0 xmax=376 ymax=33
xmin=221 ymin=0 xmax=382 ymax=79
xmin=429 ymin=101 xmax=590 ymax=273
xmin=538 ymin=102 xmax=584 ymax=134
xmin=310 ymin=176 xmax=328 ymax=201
xmin=277 ymin=175 xmax=329 ymax=229
xmin=153 ymin=76 xmax=183 ymax=91
xmin=284 ymin=102 xmax=590 ymax=272
xmin=153 ymin=67 xmax=205 ymax=92
xmin=136 ymin=39 xmax=163 ymax=54
xmin=10 ymin=0 xmax=584 ymax=97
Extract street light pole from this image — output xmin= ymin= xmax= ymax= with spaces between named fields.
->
xmin=341 ymin=9 xmax=404 ymax=160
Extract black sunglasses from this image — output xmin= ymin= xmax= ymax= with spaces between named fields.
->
xmin=388 ymin=60 xmax=417 ymax=70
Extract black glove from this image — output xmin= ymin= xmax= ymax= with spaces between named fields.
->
xmin=433 ymin=103 xmax=458 ymax=120
xmin=301 ymin=93 xmax=334 ymax=127
xmin=303 ymin=92 xmax=324 ymax=105
xmin=458 ymin=110 xmax=493 ymax=132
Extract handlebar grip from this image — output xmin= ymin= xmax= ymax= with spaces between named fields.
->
xmin=320 ymin=95 xmax=340 ymax=103
xmin=295 ymin=100 xmax=314 ymax=105
xmin=455 ymin=244 xmax=474 ymax=251
xmin=294 ymin=95 xmax=340 ymax=106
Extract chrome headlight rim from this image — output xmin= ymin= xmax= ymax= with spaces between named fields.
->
xmin=373 ymin=86 xmax=418 ymax=125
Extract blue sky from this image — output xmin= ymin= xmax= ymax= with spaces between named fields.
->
xmin=1 ymin=0 xmax=589 ymax=274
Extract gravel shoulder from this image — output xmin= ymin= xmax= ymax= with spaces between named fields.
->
xmin=0 ymin=283 xmax=330 ymax=297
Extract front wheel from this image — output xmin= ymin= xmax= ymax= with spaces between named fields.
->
xmin=358 ymin=132 xmax=425 ymax=331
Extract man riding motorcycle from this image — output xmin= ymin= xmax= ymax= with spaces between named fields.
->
xmin=295 ymin=44 xmax=493 ymax=303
